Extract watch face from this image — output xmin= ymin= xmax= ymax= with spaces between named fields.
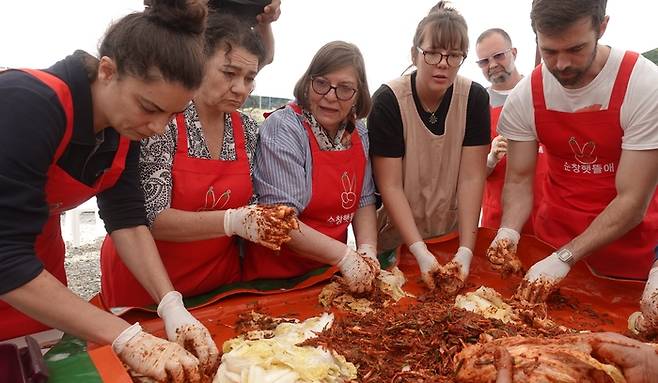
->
xmin=558 ymin=250 xmax=572 ymax=263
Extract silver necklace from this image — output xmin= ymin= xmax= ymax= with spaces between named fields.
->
xmin=420 ymin=100 xmax=439 ymax=124
xmin=428 ymin=111 xmax=438 ymax=124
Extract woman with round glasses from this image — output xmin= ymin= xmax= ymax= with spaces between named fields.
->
xmin=368 ymin=2 xmax=490 ymax=289
xmin=242 ymin=41 xmax=380 ymax=294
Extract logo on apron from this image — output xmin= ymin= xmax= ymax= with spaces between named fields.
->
xmin=568 ymin=137 xmax=598 ymax=165
xmin=340 ymin=171 xmax=357 ymax=210
xmin=198 ymin=186 xmax=231 ymax=211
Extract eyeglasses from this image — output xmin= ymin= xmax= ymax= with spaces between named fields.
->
xmin=416 ymin=47 xmax=465 ymax=67
xmin=311 ymin=77 xmax=358 ymax=101
xmin=476 ymin=48 xmax=513 ymax=68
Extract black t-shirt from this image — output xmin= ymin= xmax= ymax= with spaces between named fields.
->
xmin=368 ymin=72 xmax=491 ymax=158
xmin=0 ymin=51 xmax=146 ymax=294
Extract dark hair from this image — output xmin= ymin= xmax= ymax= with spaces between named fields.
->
xmin=207 ymin=0 xmax=271 ymax=27
xmin=100 ymin=0 xmax=208 ymax=90
xmin=530 ymin=0 xmax=607 ymax=35
xmin=293 ymin=41 xmax=372 ymax=132
xmin=476 ymin=28 xmax=512 ymax=46
xmin=413 ymin=1 xmax=469 ymax=55
xmin=204 ymin=11 xmax=266 ymax=67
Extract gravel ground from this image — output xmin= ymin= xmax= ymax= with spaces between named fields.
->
xmin=63 ymin=212 xmax=104 ymax=301
xmin=64 ymin=237 xmax=103 ymax=301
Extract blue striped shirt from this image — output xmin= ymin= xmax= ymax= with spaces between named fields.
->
xmin=253 ymin=106 xmax=376 ymax=213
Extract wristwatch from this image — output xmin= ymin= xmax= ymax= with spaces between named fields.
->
xmin=556 ymin=248 xmax=575 ymax=266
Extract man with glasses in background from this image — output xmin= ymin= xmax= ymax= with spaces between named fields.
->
xmin=475 ymin=28 xmax=547 ymax=236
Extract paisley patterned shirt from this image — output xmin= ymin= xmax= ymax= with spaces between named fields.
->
xmin=139 ymin=102 xmax=259 ymax=225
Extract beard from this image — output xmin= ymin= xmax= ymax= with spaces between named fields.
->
xmin=549 ymin=44 xmax=598 ymax=87
xmin=488 ymin=68 xmax=512 ymax=84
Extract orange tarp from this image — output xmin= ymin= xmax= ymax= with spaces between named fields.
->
xmin=88 ymin=228 xmax=645 ymax=380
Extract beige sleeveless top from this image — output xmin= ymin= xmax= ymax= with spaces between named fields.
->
xmin=377 ymin=73 xmax=471 ymax=251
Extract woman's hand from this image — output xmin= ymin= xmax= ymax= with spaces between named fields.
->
xmin=113 ymin=323 xmax=202 ymax=383
xmin=487 ymin=135 xmax=508 ymax=168
xmin=224 ymin=205 xmax=299 ymax=250
xmin=157 ymin=291 xmax=219 ymax=377
xmin=408 ymin=241 xmax=440 ymax=289
xmin=337 ymin=247 xmax=380 ymax=293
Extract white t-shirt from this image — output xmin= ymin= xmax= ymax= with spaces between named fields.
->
xmin=498 ymin=47 xmax=658 ymax=150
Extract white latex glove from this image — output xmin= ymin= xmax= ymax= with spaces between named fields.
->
xmin=356 ymin=243 xmax=378 ymax=262
xmin=157 ymin=291 xmax=219 ymax=375
xmin=629 ymin=267 xmax=658 ymax=335
xmin=223 ymin=205 xmax=298 ymax=250
xmin=488 ymin=228 xmax=520 ymax=255
xmin=487 ymin=135 xmax=508 ymax=168
xmin=112 ymin=323 xmax=202 ymax=383
xmin=336 ymin=247 xmax=379 ymax=294
xmin=409 ymin=241 xmax=440 ymax=289
xmin=448 ymin=246 xmax=473 ymax=281
xmin=486 ymin=228 xmax=522 ymax=272
xmin=516 ymin=252 xmax=571 ymax=303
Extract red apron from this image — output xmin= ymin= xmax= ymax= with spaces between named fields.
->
xmin=0 ymin=69 xmax=130 ymax=340
xmin=481 ymin=106 xmax=548 ymax=234
xmin=533 ymin=51 xmax=658 ymax=280
xmin=100 ymin=112 xmax=250 ymax=307
xmin=242 ymin=103 xmax=366 ymax=281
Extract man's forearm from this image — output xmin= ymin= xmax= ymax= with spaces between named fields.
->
xmin=567 ymin=195 xmax=650 ymax=261
xmin=500 ymin=140 xmax=538 ymax=232
xmin=500 ymin=176 xmax=534 ymax=232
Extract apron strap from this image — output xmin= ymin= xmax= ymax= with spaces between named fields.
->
xmin=21 ymin=69 xmax=75 ymax=162
xmin=229 ymin=111 xmax=249 ymax=161
xmin=531 ymin=65 xmax=546 ymax=110
xmin=174 ymin=113 xmax=189 ymax=156
xmin=608 ymin=51 xmax=639 ymax=111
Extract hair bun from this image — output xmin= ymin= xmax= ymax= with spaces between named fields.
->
xmin=145 ymin=0 xmax=208 ymax=35
xmin=428 ymin=1 xmax=458 ymax=15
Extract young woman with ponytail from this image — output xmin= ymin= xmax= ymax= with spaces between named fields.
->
xmin=0 ymin=0 xmax=220 ymax=380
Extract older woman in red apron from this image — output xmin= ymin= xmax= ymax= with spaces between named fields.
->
xmin=242 ymin=41 xmax=379 ymax=293
xmin=487 ymin=0 xmax=658 ymax=330
xmin=0 ymin=1 xmax=220 ymax=381
xmin=100 ymin=12 xmax=295 ymax=308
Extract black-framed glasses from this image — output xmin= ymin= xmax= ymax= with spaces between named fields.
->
xmin=416 ymin=47 xmax=465 ymax=67
xmin=311 ymin=77 xmax=358 ymax=101
xmin=476 ymin=48 xmax=513 ymax=68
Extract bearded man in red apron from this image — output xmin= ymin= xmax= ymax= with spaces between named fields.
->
xmin=475 ymin=28 xmax=547 ymax=235
xmin=486 ymin=0 xmax=658 ymax=334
